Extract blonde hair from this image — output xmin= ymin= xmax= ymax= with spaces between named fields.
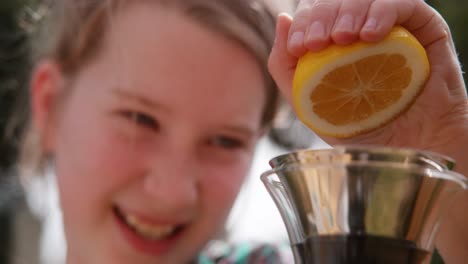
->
xmin=21 ymin=0 xmax=280 ymax=176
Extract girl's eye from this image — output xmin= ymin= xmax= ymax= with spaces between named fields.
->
xmin=119 ymin=111 xmax=159 ymax=131
xmin=210 ymin=136 xmax=244 ymax=149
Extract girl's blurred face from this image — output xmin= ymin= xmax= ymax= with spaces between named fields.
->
xmin=49 ymin=3 xmax=265 ymax=264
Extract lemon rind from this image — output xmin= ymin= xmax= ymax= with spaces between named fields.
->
xmin=293 ymin=27 xmax=430 ymax=138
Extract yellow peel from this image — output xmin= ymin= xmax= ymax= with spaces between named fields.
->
xmin=292 ymin=27 xmax=430 ymax=138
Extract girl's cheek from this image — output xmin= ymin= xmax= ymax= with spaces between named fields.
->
xmin=201 ymin=156 xmax=251 ymax=195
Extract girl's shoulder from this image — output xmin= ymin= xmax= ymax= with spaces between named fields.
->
xmin=197 ymin=240 xmax=293 ymax=264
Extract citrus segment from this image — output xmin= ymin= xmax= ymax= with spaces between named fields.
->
xmin=293 ymin=27 xmax=430 ymax=138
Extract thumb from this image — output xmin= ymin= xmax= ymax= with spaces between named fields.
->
xmin=268 ymin=13 xmax=297 ymax=105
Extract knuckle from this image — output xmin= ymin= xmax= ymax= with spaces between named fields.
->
xmin=294 ymin=0 xmax=339 ymax=20
xmin=313 ymin=0 xmax=340 ymax=15
xmin=337 ymin=0 xmax=371 ymax=20
xmin=396 ymin=0 xmax=417 ymax=15
xmin=289 ymin=9 xmax=314 ymax=36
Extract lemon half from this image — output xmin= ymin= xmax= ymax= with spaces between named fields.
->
xmin=293 ymin=26 xmax=430 ymax=138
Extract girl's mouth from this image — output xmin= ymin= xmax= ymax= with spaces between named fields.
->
xmin=121 ymin=210 xmax=176 ymax=239
xmin=113 ymin=206 xmax=185 ymax=255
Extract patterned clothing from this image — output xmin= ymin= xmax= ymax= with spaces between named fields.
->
xmin=197 ymin=241 xmax=293 ymax=264
xmin=196 ymin=241 xmax=445 ymax=264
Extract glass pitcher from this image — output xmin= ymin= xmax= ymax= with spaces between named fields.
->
xmin=261 ymin=146 xmax=467 ymax=264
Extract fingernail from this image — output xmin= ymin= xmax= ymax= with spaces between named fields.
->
xmin=363 ymin=17 xmax=378 ymax=31
xmin=307 ymin=21 xmax=326 ymax=40
xmin=288 ymin=31 xmax=305 ymax=50
xmin=335 ymin=14 xmax=354 ymax=33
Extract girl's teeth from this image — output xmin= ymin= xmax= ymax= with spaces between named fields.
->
xmin=124 ymin=213 xmax=176 ymax=240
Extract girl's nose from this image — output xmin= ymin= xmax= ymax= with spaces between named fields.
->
xmin=142 ymin=147 xmax=199 ymax=216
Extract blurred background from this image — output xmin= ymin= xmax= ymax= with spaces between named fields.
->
xmin=0 ymin=0 xmax=467 ymax=263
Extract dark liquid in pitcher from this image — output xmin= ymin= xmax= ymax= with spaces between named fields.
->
xmin=292 ymin=234 xmax=429 ymax=264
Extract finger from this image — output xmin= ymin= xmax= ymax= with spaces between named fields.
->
xmin=359 ymin=0 xmax=460 ymax=80
xmin=360 ymin=0 xmax=417 ymax=41
xmin=399 ymin=1 xmax=454 ymax=51
xmin=408 ymin=10 xmax=453 ymax=51
xmin=286 ymin=0 xmax=315 ymax=57
xmin=268 ymin=13 xmax=296 ymax=104
xmin=331 ymin=0 xmax=374 ymax=45
xmin=288 ymin=0 xmax=341 ymax=55
xmin=303 ymin=0 xmax=341 ymax=52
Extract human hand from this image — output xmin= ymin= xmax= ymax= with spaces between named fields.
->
xmin=268 ymin=0 xmax=468 ymax=154
xmin=268 ymin=1 xmax=468 ymax=261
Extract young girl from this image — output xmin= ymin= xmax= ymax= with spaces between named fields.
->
xmin=23 ymin=0 xmax=284 ymax=263
xmin=22 ymin=0 xmax=468 ymax=263
xmin=270 ymin=0 xmax=468 ymax=263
